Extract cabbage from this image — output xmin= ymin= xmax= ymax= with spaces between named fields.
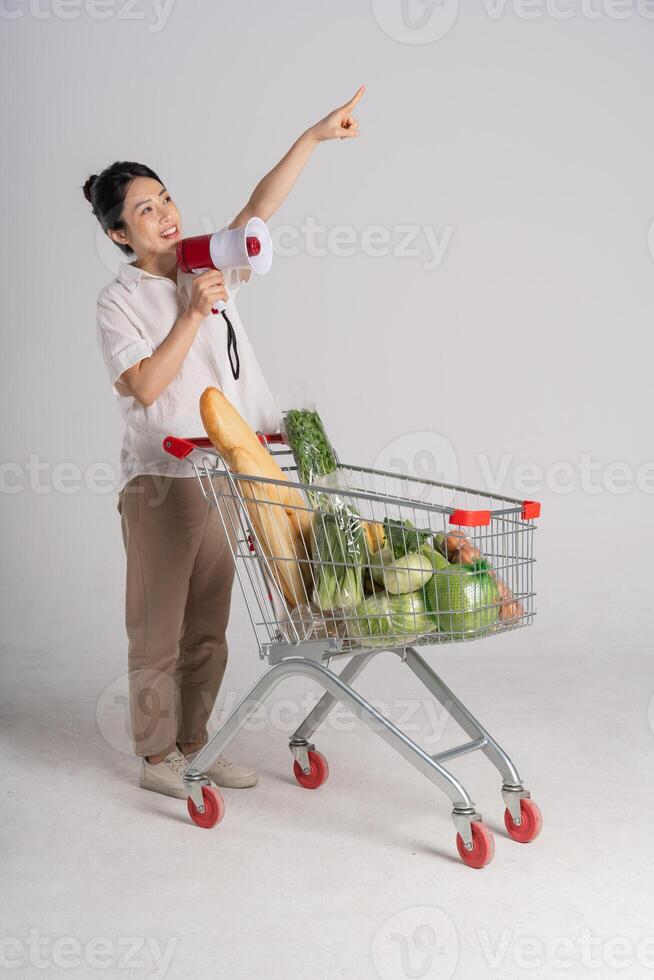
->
xmin=370 ymin=548 xmax=434 ymax=594
xmin=348 ymin=591 xmax=434 ymax=648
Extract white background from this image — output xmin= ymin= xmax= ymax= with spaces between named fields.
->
xmin=2 ymin=3 xmax=654 ymax=979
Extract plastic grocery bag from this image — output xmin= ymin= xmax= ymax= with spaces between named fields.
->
xmin=311 ymin=504 xmax=366 ymax=613
xmin=280 ymin=382 xmax=338 ymax=491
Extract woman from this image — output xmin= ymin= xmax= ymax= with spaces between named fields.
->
xmin=85 ymin=87 xmax=364 ymax=799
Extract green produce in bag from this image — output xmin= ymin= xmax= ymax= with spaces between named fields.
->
xmin=425 ymin=559 xmax=500 ymax=636
xmin=348 ymin=592 xmax=433 ymax=648
xmin=311 ymin=504 xmax=365 ymax=612
xmin=284 ymin=408 xmax=338 ymax=487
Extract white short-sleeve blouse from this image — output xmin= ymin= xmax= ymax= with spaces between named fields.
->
xmin=97 ymin=260 xmax=281 ymax=492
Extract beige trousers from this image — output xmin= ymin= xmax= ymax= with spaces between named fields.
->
xmin=117 ymin=474 xmax=236 ymax=758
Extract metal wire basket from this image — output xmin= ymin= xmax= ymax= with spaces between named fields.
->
xmin=163 ymin=434 xmax=539 ymax=658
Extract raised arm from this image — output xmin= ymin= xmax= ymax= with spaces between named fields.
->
xmin=229 ymin=86 xmax=365 ymax=229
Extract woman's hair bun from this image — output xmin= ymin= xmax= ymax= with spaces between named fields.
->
xmin=83 ymin=174 xmax=98 ymax=204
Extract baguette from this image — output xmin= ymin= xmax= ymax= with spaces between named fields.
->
xmin=200 ymin=387 xmax=312 ymax=540
xmin=231 ymin=448 xmax=312 ymax=606
xmin=200 ymin=388 xmax=312 ymax=606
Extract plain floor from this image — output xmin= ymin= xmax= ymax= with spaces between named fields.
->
xmin=2 ymin=605 xmax=653 ymax=980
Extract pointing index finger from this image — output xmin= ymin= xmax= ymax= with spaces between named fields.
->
xmin=343 ymin=85 xmax=365 ymax=111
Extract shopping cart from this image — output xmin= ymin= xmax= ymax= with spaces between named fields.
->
xmin=163 ymin=432 xmax=542 ymax=868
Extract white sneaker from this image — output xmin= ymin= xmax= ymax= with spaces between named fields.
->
xmin=139 ymin=749 xmax=193 ymax=800
xmin=184 ymin=749 xmax=258 ymax=789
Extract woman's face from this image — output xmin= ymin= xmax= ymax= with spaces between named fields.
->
xmin=109 ymin=176 xmax=182 ymax=259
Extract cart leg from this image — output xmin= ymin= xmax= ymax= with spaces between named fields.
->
xmin=185 ymin=656 xmax=480 ymax=827
xmin=399 ymin=647 xmax=534 ymax=825
xmin=289 ymin=650 xmax=379 ymax=743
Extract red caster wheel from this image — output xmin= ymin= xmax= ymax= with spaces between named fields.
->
xmin=187 ymin=786 xmax=225 ymax=829
xmin=293 ymin=750 xmax=329 ymax=789
xmin=456 ymin=821 xmax=495 ymax=869
xmin=504 ymin=798 xmax=543 ymax=843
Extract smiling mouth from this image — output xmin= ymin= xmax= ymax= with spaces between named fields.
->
xmin=160 ymin=225 xmax=179 ymax=239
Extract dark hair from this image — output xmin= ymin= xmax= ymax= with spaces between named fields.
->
xmin=82 ymin=161 xmax=164 ymax=255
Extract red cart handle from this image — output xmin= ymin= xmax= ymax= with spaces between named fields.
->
xmin=449 ymin=500 xmax=541 ymax=526
xmin=163 ymin=433 xmax=285 ymax=460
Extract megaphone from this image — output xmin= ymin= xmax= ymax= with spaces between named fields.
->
xmin=176 ymin=216 xmax=273 ymax=315
xmin=175 ymin=216 xmax=272 ymax=381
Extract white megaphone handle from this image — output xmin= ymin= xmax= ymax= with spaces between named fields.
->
xmin=189 ymin=267 xmax=226 ymax=314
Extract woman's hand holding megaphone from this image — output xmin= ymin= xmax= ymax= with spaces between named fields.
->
xmin=189 ymin=269 xmax=229 ymax=319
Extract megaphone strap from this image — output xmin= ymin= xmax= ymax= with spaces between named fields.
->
xmin=221 ymin=310 xmax=240 ymax=381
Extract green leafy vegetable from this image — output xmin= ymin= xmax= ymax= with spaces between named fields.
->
xmin=284 ymin=409 xmax=338 ymax=487
xmin=311 ymin=506 xmax=365 ymax=611
xmin=383 ymin=518 xmax=432 ymax=559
